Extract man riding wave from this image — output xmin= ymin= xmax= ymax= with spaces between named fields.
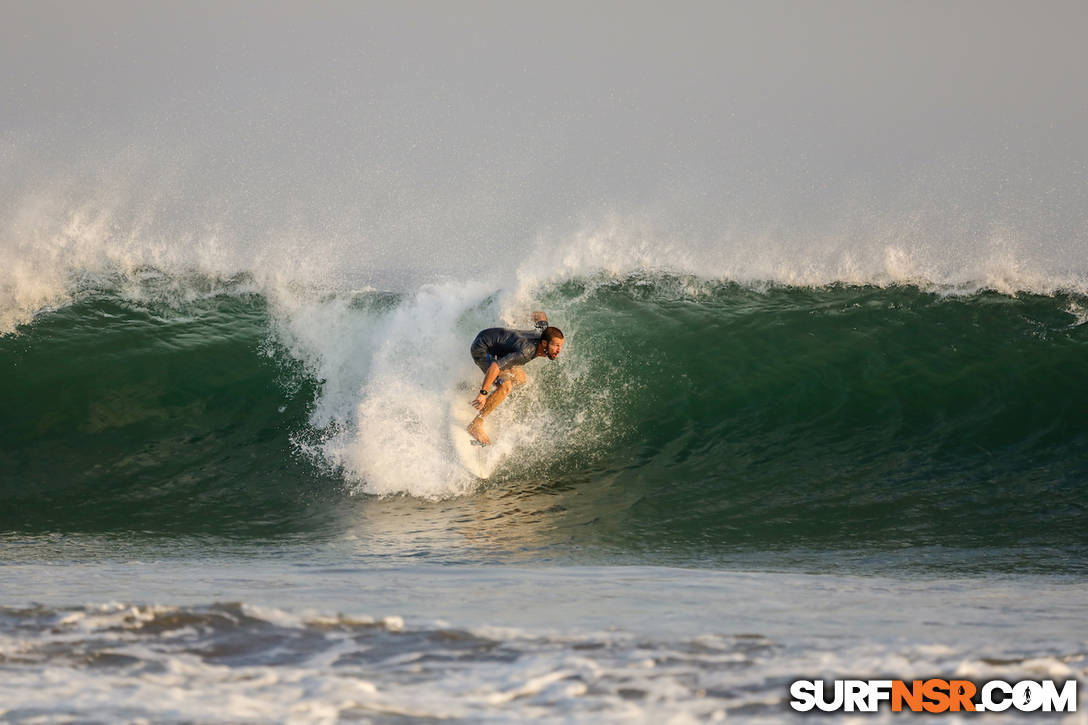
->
xmin=466 ymin=311 xmax=564 ymax=445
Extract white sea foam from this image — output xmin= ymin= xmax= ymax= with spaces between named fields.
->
xmin=1 ymin=597 xmax=1084 ymax=725
xmin=275 ymin=274 xmax=613 ymax=498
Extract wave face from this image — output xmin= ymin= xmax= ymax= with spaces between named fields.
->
xmin=2 ymin=274 xmax=1087 ymax=560
xmin=555 ymin=278 xmax=1088 ymax=558
xmin=0 ymin=286 xmax=327 ymax=534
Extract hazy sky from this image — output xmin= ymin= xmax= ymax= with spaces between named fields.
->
xmin=3 ymin=0 xmax=1087 ymax=276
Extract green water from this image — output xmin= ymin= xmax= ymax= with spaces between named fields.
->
xmin=2 ymin=277 xmax=1086 ymax=572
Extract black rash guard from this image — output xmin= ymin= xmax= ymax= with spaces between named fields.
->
xmin=470 ymin=328 xmax=541 ymax=373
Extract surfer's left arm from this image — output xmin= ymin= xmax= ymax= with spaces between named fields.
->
xmin=532 ymin=310 xmax=548 ymax=330
xmin=472 ymin=361 xmax=501 ymax=409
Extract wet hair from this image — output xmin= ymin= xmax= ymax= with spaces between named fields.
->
xmin=542 ymin=326 xmax=564 ymax=342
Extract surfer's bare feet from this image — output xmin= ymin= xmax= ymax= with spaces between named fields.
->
xmin=466 ymin=417 xmax=490 ymax=446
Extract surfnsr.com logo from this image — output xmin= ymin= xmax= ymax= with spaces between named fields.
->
xmin=789 ymin=679 xmax=1077 ymax=713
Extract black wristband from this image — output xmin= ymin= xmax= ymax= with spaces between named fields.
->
xmin=479 ymin=389 xmax=488 ymax=396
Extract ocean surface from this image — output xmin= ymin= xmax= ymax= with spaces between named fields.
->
xmin=2 ymin=271 xmax=1086 ymax=722
xmin=5 ymin=2 xmax=1088 ymax=720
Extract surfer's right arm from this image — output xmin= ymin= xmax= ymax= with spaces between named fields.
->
xmin=472 ymin=361 xmax=502 ymax=409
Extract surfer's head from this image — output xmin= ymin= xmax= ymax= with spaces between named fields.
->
xmin=540 ymin=327 xmax=564 ymax=360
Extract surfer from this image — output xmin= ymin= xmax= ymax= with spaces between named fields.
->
xmin=466 ymin=311 xmax=564 ymax=445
